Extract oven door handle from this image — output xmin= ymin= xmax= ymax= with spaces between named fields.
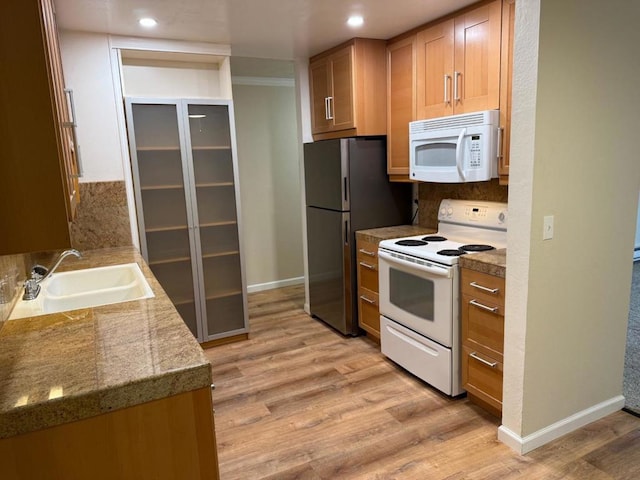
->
xmin=378 ymin=250 xmax=452 ymax=278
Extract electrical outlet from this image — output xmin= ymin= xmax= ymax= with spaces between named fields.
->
xmin=543 ymin=215 xmax=554 ymax=240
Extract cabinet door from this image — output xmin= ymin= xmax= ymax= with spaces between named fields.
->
xmin=416 ymin=19 xmax=454 ymax=120
xmin=453 ymin=0 xmax=502 ymax=114
xmin=330 ymin=46 xmax=355 ymax=131
xmin=185 ymin=102 xmax=248 ymax=340
xmin=127 ymin=101 xmax=201 ymax=339
xmin=387 ymin=36 xmax=416 ymax=177
xmin=499 ymin=0 xmax=515 ymax=184
xmin=309 ymin=59 xmax=332 ymax=133
xmin=41 ymin=0 xmax=80 ymax=222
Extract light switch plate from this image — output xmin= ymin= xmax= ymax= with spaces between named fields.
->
xmin=543 ymin=215 xmax=554 ymax=240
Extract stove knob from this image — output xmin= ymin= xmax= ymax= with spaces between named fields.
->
xmin=447 ymin=207 xmax=453 ymax=216
xmin=440 ymin=207 xmax=446 ymax=216
xmin=498 ymin=211 xmax=507 ymax=223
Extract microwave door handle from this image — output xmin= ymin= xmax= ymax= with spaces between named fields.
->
xmin=455 ymin=128 xmax=466 ymax=181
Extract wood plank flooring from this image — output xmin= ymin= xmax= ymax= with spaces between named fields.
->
xmin=204 ymin=285 xmax=640 ymax=479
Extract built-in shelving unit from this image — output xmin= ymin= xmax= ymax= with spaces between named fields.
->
xmin=125 ymin=98 xmax=248 ymax=343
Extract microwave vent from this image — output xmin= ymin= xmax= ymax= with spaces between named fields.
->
xmin=410 ymin=111 xmax=496 ymax=134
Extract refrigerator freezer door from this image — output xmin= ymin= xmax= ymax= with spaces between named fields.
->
xmin=306 ymin=206 xmax=355 ymax=335
xmin=304 ymin=140 xmax=349 ymax=211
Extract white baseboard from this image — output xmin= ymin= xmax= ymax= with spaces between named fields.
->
xmin=246 ymin=276 xmax=304 ymax=293
xmin=498 ymin=395 xmax=625 ymax=454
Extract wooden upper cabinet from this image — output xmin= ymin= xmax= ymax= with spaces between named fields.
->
xmin=499 ymin=0 xmax=515 ymax=185
xmin=416 ymin=0 xmax=502 ymax=120
xmin=416 ymin=19 xmax=455 ymax=119
xmin=0 ymin=0 xmax=79 ymax=254
xmin=386 ymin=36 xmax=416 ymax=179
xmin=309 ymin=38 xmax=386 ymax=140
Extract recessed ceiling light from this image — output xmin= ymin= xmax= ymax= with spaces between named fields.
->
xmin=347 ymin=15 xmax=364 ymax=28
xmin=139 ymin=18 xmax=157 ymax=28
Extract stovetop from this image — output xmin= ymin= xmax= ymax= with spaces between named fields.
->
xmin=379 ymin=199 xmax=508 ymax=266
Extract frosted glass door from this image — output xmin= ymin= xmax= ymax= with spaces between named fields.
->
xmin=128 ymin=102 xmax=199 ymax=337
xmin=187 ymin=103 xmax=246 ymax=337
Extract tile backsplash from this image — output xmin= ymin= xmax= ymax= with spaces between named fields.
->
xmin=1 ymin=181 xmax=133 ymax=326
xmin=418 ymin=179 xmax=508 ymax=229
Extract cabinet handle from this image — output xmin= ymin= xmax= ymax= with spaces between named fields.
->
xmin=470 ymin=352 xmax=498 ymax=368
xmin=359 ymin=249 xmax=376 ymax=257
xmin=469 ymin=281 xmax=500 ymax=294
xmin=360 ymin=295 xmax=377 ymax=306
xmin=469 ymin=299 xmax=499 ymax=313
xmin=444 ymin=74 xmax=450 ymax=104
xmin=324 ymin=97 xmax=330 ymax=120
xmin=359 ymin=262 xmax=377 ymax=271
xmin=63 ymin=88 xmax=83 ymax=178
xmin=497 ymin=127 xmax=503 ymax=160
xmin=453 ymin=71 xmax=460 ymax=102
xmin=327 ymin=96 xmax=334 ymax=120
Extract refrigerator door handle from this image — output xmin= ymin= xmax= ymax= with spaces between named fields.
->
xmin=343 ymin=177 xmax=348 ymax=203
xmin=343 ymin=214 xmax=350 ymax=246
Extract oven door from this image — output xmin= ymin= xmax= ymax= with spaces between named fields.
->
xmin=378 ymin=249 xmax=456 ymax=347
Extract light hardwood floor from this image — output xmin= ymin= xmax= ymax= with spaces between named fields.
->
xmin=204 ymin=285 xmax=640 ymax=479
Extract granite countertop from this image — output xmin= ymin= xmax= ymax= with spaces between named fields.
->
xmin=459 ymin=248 xmax=507 ymax=278
xmin=356 ymin=225 xmax=437 ymax=244
xmin=0 ymin=246 xmax=211 ymax=439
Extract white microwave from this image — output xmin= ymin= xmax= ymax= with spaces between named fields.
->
xmin=409 ymin=110 xmax=500 ymax=183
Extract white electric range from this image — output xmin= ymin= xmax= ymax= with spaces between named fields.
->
xmin=378 ymin=199 xmax=508 ymax=396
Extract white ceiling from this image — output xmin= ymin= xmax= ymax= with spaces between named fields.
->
xmin=55 ymin=0 xmax=478 ymax=60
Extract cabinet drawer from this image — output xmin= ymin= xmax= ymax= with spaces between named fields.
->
xmin=357 ymin=239 xmax=379 ymax=292
xmin=358 ymin=258 xmax=378 ymax=292
xmin=358 ymin=288 xmax=380 ymax=339
xmin=462 ymin=293 xmax=504 ymax=359
xmin=462 ymin=345 xmax=503 ymax=413
xmin=357 ymin=240 xmax=379 ymax=262
xmin=461 ymin=269 xmax=505 ymax=307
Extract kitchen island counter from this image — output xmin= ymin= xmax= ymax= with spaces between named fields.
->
xmin=0 ymin=246 xmax=211 ymax=439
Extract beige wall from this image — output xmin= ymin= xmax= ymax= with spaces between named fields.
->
xmin=232 ymin=82 xmax=304 ymax=290
xmin=503 ymin=0 xmax=640 ymax=446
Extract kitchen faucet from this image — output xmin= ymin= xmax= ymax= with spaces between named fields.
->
xmin=23 ymin=249 xmax=82 ymax=300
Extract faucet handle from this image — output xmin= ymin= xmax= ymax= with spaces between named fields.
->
xmin=23 ymin=278 xmax=41 ymax=301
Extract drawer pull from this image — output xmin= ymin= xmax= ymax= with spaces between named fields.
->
xmin=469 ymin=299 xmax=499 ymax=313
xmin=360 ymin=295 xmax=377 ymax=306
xmin=359 ymin=262 xmax=377 ymax=271
xmin=470 ymin=352 xmax=498 ymax=368
xmin=469 ymin=281 xmax=500 ymax=294
xmin=359 ymin=248 xmax=376 ymax=257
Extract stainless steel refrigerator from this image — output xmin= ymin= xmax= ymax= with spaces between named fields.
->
xmin=304 ymin=137 xmax=412 ymax=335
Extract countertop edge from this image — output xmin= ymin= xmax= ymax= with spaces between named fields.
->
xmin=0 ymin=246 xmax=213 ymax=439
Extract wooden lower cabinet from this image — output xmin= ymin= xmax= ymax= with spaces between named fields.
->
xmin=461 ymin=268 xmax=506 ymax=417
xmin=0 ymin=387 xmax=219 ymax=480
xmin=356 ymin=238 xmax=381 ymax=340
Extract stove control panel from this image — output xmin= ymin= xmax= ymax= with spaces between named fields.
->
xmin=438 ymin=199 xmax=508 ymax=229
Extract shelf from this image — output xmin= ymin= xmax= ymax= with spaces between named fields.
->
xmin=202 ymin=250 xmax=239 ymax=259
xmin=206 ymin=290 xmax=242 ymax=301
xmin=196 ymin=182 xmax=234 ymax=188
xmin=192 ymin=146 xmax=231 ymax=151
xmin=148 ymin=256 xmax=191 ymax=266
xmin=137 ymin=146 xmax=181 ymax=152
xmin=172 ymin=297 xmax=196 ymax=306
xmin=199 ymin=221 xmax=237 ymax=228
xmin=146 ymin=225 xmax=189 ymax=233
xmin=141 ymin=184 xmax=184 ymax=191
